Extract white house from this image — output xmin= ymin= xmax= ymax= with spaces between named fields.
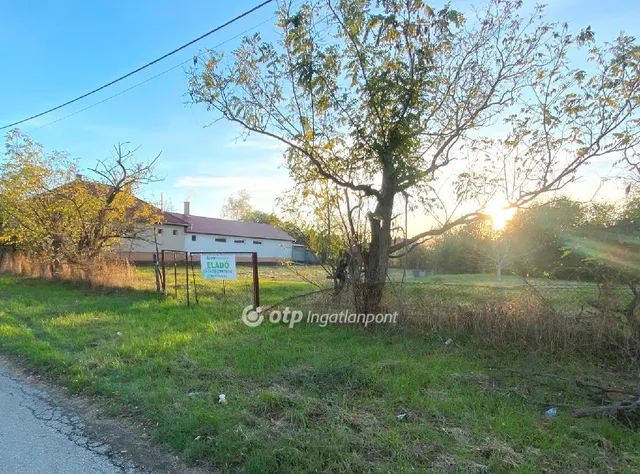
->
xmin=120 ymin=201 xmax=295 ymax=262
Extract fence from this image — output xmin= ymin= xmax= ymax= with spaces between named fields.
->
xmin=384 ymin=269 xmax=637 ymax=316
xmin=158 ymin=250 xmax=260 ymax=308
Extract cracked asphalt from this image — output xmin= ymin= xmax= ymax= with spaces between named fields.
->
xmin=0 ymin=366 xmax=136 ymax=474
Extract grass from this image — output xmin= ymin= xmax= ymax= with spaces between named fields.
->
xmin=135 ymin=263 xmax=633 ymax=315
xmin=0 ymin=272 xmax=639 ymax=473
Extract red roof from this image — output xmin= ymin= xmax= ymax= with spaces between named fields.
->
xmin=163 ymin=212 xmax=295 ymax=242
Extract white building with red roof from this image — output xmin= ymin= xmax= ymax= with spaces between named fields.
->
xmin=120 ymin=201 xmax=295 ymax=262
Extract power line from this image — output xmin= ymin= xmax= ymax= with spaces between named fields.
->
xmin=1 ymin=0 xmax=275 ymax=131
xmin=26 ymin=15 xmax=279 ymax=133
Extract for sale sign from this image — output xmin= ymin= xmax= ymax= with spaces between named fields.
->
xmin=201 ymin=254 xmax=236 ymax=280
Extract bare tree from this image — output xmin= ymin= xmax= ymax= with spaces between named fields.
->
xmin=220 ymin=189 xmax=253 ymax=221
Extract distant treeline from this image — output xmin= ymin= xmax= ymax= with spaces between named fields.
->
xmin=400 ymin=195 xmax=640 ymax=282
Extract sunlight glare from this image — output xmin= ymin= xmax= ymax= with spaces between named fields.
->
xmin=485 ymin=202 xmax=516 ymax=231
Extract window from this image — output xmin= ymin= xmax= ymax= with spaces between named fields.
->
xmin=234 ymin=239 xmax=245 ymax=244
xmin=157 ymin=228 xmax=163 ymax=234
xmin=253 ymin=240 xmax=262 ymax=245
xmin=172 ymin=230 xmax=178 ymax=236
xmin=215 ymin=238 xmax=227 ymax=243
xmin=191 ymin=235 xmax=197 ymax=242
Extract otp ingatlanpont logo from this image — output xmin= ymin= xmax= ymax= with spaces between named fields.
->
xmin=241 ymin=305 xmax=264 ymax=327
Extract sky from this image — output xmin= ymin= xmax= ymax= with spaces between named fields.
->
xmin=1 ymin=0 xmax=639 ymax=228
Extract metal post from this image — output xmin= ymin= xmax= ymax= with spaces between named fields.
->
xmin=190 ymin=254 xmax=199 ymax=305
xmin=251 ymin=252 xmax=260 ymax=308
xmin=153 ymin=253 xmax=161 ymax=293
xmin=185 ymin=252 xmax=190 ymax=307
xmin=173 ymin=252 xmax=178 ymax=299
xmin=161 ymin=250 xmax=167 ymax=296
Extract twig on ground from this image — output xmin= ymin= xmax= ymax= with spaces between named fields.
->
xmin=489 ymin=366 xmax=640 ymax=419
xmin=572 ymin=395 xmax=640 ymax=418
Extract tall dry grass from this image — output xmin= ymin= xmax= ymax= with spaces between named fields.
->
xmin=0 ymin=251 xmax=137 ymax=290
xmin=403 ymin=291 xmax=640 ymax=367
xmin=293 ymin=283 xmax=640 ymax=367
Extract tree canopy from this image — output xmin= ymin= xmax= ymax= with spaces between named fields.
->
xmin=0 ymin=130 xmax=160 ymax=268
xmin=189 ymin=0 xmax=640 ymax=310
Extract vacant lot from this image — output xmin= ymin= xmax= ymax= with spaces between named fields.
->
xmin=136 ymin=264 xmax=633 ymax=315
xmin=0 ymin=273 xmax=638 ymax=473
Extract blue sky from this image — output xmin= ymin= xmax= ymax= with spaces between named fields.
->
xmin=1 ymin=0 xmax=639 ymax=220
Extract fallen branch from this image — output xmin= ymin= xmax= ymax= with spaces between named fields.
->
xmin=489 ymin=366 xmax=640 ymax=420
xmin=489 ymin=367 xmax=637 ymax=396
xmin=572 ymin=395 xmax=640 ymax=418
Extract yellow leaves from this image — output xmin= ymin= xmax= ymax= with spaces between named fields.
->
xmin=383 ymin=28 xmax=400 ymax=42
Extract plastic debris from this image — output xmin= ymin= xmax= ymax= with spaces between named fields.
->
xmin=187 ymin=391 xmax=200 ymax=399
xmin=116 ymin=331 xmax=123 ymax=337
xmin=444 ymin=338 xmax=453 ymax=346
xmin=396 ymin=408 xmax=414 ymax=421
xmin=218 ymin=394 xmax=227 ymax=404
xmin=545 ymin=407 xmax=557 ymax=417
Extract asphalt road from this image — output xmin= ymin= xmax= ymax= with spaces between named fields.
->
xmin=0 ymin=365 xmax=136 ymax=474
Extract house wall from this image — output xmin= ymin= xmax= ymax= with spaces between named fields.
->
xmin=185 ymin=233 xmax=293 ymax=260
xmin=117 ymin=224 xmax=186 ymax=259
xmin=117 ymin=227 xmax=293 ymax=262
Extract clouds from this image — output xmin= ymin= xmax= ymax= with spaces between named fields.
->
xmin=173 ymin=172 xmax=295 ymax=216
xmin=175 ymin=175 xmax=287 ymax=190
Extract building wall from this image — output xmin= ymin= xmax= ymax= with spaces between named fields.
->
xmin=116 ymin=225 xmax=186 ymax=262
xmin=120 ymin=225 xmax=187 ymax=253
xmin=292 ymin=246 xmax=320 ymax=264
xmin=185 ymin=233 xmax=293 ymax=260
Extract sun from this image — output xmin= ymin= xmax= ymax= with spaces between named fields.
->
xmin=485 ymin=202 xmax=516 ymax=231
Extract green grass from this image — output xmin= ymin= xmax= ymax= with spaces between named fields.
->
xmin=0 ymin=273 xmax=639 ymax=473
xmin=385 ymin=271 xmax=632 ymax=313
xmin=135 ymin=264 xmax=633 ymax=314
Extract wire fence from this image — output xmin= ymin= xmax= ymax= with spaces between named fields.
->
xmin=155 ymin=250 xmax=260 ymax=308
xmin=383 ymin=269 xmax=637 ymax=318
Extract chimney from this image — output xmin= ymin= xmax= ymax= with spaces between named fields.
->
xmin=75 ymin=174 xmax=83 ymax=181
xmin=160 ymin=193 xmax=165 ymax=212
xmin=184 ymin=201 xmax=190 ymax=217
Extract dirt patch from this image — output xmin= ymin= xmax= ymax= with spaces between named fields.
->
xmin=0 ymin=353 xmax=215 ymax=474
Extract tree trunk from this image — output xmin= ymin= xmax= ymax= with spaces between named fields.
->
xmin=496 ymin=262 xmax=502 ymax=282
xmin=356 ymin=191 xmax=394 ymax=314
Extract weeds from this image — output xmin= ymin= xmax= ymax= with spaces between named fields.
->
xmin=398 ymin=289 xmax=640 ymax=368
xmin=0 ymin=251 xmax=136 ymax=289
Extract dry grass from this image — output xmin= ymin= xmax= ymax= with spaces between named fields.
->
xmin=0 ymin=251 xmax=137 ymax=289
xmin=255 ymin=273 xmax=640 ymax=367
xmin=402 ymin=290 xmax=640 ymax=367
